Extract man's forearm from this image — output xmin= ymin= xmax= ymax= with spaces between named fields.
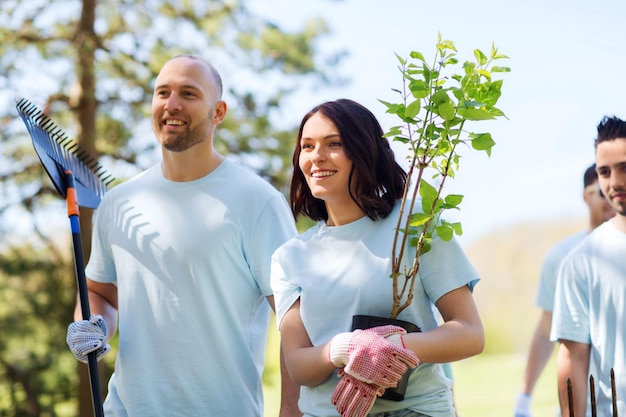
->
xmin=556 ymin=341 xmax=590 ymax=417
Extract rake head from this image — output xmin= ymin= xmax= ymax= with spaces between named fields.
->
xmin=15 ymin=98 xmax=115 ymax=208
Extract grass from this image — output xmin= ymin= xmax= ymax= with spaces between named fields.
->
xmin=452 ymin=352 xmax=559 ymax=417
xmin=263 ymin=323 xmax=560 ymax=417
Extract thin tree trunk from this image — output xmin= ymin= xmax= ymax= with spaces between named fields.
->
xmin=75 ymin=1 xmax=108 ymax=415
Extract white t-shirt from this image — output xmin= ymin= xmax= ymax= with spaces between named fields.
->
xmin=86 ymin=159 xmax=296 ymax=417
xmin=535 ymin=230 xmax=588 ymax=311
xmin=551 ymin=220 xmax=626 ymax=417
xmin=271 ymin=202 xmax=479 ymax=417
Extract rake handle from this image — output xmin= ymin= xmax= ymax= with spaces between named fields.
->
xmin=66 ymin=171 xmax=105 ymax=417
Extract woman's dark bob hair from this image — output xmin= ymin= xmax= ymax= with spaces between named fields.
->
xmin=290 ymin=98 xmax=407 ymax=221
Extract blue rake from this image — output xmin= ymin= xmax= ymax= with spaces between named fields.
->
xmin=16 ymin=97 xmax=115 ymax=417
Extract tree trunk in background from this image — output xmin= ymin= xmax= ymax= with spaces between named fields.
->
xmin=76 ymin=1 xmax=107 ymax=415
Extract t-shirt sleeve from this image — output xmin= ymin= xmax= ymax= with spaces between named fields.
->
xmin=84 ymin=199 xmax=117 ymax=284
xmin=535 ymin=248 xmax=560 ymax=311
xmin=550 ymin=248 xmax=590 ymax=344
xmin=270 ymin=252 xmax=301 ymax=328
xmin=247 ymin=193 xmax=297 ymax=296
xmin=419 ymin=234 xmax=480 ymax=303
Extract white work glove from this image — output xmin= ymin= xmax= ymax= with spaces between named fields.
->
xmin=514 ymin=393 xmax=533 ymax=417
xmin=66 ymin=314 xmax=110 ymax=363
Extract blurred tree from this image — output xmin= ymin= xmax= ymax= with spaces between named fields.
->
xmin=0 ymin=0 xmax=344 ymax=415
xmin=0 ymin=240 xmax=79 ymax=416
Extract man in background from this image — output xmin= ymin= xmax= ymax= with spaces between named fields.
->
xmin=551 ymin=115 xmax=626 ymax=417
xmin=514 ymin=163 xmax=615 ymax=417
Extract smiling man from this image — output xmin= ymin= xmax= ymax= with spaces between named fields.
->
xmin=551 ymin=115 xmax=626 ymax=417
xmin=65 ymin=55 xmax=300 ymax=417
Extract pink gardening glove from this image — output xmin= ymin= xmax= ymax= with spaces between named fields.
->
xmin=329 ymin=325 xmax=419 ymax=389
xmin=332 ymin=370 xmax=385 ymax=417
xmin=368 ymin=324 xmax=411 ymax=347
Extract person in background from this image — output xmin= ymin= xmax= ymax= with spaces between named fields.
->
xmin=65 ymin=55 xmax=301 ymax=416
xmin=271 ymin=98 xmax=484 ymax=417
xmin=551 ymin=115 xmax=626 ymax=417
xmin=514 ymin=164 xmax=615 ymax=417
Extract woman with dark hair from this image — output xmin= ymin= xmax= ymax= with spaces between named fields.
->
xmin=271 ymin=99 xmax=484 ymax=417
xmin=290 ymin=99 xmax=406 ymax=222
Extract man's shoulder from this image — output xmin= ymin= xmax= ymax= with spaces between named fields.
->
xmin=221 ymin=158 xmax=282 ymax=193
xmin=100 ymin=166 xmax=156 ymax=199
xmin=544 ymin=230 xmax=588 ymax=261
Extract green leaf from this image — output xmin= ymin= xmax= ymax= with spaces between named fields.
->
xmin=420 ymin=179 xmax=437 ymax=200
xmin=471 ymin=133 xmax=496 ymax=156
xmin=490 ymin=107 xmax=507 ymax=118
xmin=405 ymin=100 xmax=421 ymax=118
xmin=378 ymin=99 xmax=394 ymax=110
xmin=438 ymin=102 xmax=455 ymax=121
xmin=382 ymin=102 xmax=406 ymax=117
xmin=410 ymin=51 xmax=425 ymax=62
xmin=457 ymin=107 xmax=496 ymax=120
xmin=431 ymin=89 xmax=450 ymax=105
xmin=394 ymin=52 xmax=407 ymax=66
xmin=409 ymin=212 xmax=432 ymax=227
xmin=423 ymin=65 xmax=433 ymax=85
xmin=439 ymin=39 xmax=457 ymax=53
xmin=492 ymin=65 xmax=512 ymax=73
xmin=476 ymin=68 xmax=491 ymax=81
xmin=474 ymin=49 xmax=488 ymax=65
xmin=435 ymin=224 xmax=453 ymax=241
xmin=409 ymin=79 xmax=429 ymax=99
xmin=392 ymin=135 xmax=410 ymax=144
xmin=463 ymin=61 xmax=476 ymax=75
xmin=411 ymin=235 xmax=433 ymax=254
xmin=384 ymin=126 xmax=402 ymax=136
xmin=450 ymin=221 xmax=463 ymax=235
xmin=419 ymin=179 xmax=438 ymax=211
xmin=444 ymin=194 xmax=463 ymax=208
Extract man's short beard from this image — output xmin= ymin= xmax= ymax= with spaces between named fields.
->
xmin=163 ymin=131 xmax=205 ymax=152
xmin=161 ymin=111 xmax=213 ymax=152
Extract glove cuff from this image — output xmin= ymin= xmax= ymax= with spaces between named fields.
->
xmin=386 ymin=333 xmax=405 ymax=348
xmin=329 ymin=332 xmax=355 ymax=367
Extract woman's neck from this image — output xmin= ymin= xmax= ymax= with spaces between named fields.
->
xmin=325 ymin=201 xmax=365 ymax=226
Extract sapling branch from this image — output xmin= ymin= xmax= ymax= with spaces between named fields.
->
xmin=383 ymin=34 xmax=510 ymax=320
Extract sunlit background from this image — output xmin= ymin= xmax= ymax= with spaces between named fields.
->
xmin=2 ymin=1 xmax=625 ymax=416
xmin=252 ymin=0 xmax=626 ymax=242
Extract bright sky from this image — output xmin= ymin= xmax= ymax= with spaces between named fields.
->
xmin=252 ymin=0 xmax=626 ymax=243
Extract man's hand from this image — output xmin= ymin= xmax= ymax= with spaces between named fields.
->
xmin=66 ymin=314 xmax=110 ymax=363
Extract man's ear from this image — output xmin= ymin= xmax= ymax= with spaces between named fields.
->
xmin=213 ymin=100 xmax=227 ymax=124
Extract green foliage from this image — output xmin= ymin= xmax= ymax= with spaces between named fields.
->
xmin=384 ymin=33 xmax=511 ymax=318
xmin=0 ymin=1 xmax=343 ymax=415
xmin=0 ymin=242 xmax=77 ymax=416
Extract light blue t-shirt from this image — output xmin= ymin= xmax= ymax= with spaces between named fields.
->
xmin=86 ymin=159 xmax=296 ymax=417
xmin=551 ymin=220 xmax=626 ymax=417
xmin=535 ymin=230 xmax=588 ymax=311
xmin=271 ymin=202 xmax=479 ymax=417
